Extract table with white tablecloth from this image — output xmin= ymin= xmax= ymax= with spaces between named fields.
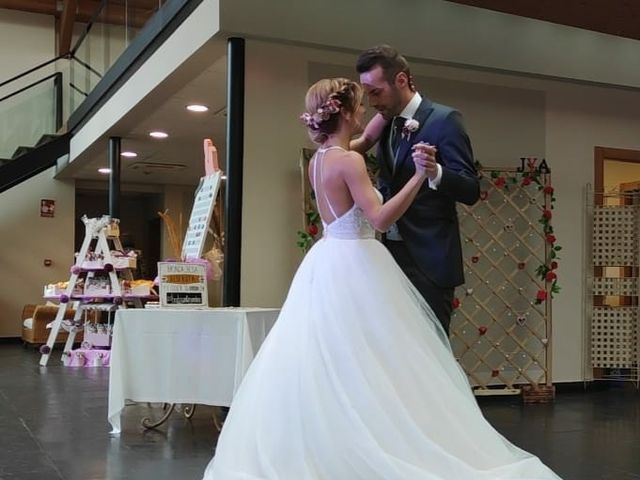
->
xmin=108 ymin=307 xmax=279 ymax=433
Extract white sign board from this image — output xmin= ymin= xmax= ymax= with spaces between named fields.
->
xmin=158 ymin=262 xmax=208 ymax=308
xmin=182 ymin=171 xmax=222 ymax=260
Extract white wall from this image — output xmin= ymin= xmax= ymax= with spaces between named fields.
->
xmin=241 ymin=39 xmax=640 ymax=383
xmin=0 ymin=9 xmax=55 ymax=91
xmin=0 ymin=11 xmax=69 ymax=337
xmin=0 ymin=9 xmax=56 ymax=158
xmin=221 ymin=0 xmax=640 ymax=89
xmin=0 ymin=168 xmax=75 ymax=337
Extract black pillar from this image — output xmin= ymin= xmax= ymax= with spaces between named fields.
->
xmin=108 ymin=136 xmax=121 ymax=219
xmin=223 ymin=37 xmax=245 ymax=307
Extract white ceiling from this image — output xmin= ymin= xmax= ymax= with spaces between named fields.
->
xmin=60 ymin=39 xmax=228 ymax=188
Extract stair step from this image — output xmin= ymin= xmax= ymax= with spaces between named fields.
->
xmin=11 ymin=146 xmax=34 ymax=160
xmin=35 ymin=134 xmax=61 ymax=148
xmin=0 ymin=132 xmax=70 ymax=194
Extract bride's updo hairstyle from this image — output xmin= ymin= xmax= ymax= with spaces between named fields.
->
xmin=301 ymin=78 xmax=363 ymax=144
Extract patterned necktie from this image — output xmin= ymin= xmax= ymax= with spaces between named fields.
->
xmin=389 ymin=116 xmax=405 ymax=172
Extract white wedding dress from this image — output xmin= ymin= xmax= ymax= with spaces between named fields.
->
xmin=203 ymin=147 xmax=562 ymax=480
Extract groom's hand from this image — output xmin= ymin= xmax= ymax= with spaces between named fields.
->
xmin=412 ymin=143 xmax=438 ymax=180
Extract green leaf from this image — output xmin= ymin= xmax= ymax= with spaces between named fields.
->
xmin=554 ymin=246 xmax=562 ymax=251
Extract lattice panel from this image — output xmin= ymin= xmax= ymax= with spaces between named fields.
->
xmin=587 ymin=192 xmax=640 ymax=383
xmin=452 ymin=168 xmax=553 ymax=393
xmin=592 ymin=277 xmax=639 ymax=297
xmin=591 ymin=307 xmax=638 ymax=368
xmin=592 ymin=206 xmax=639 ymax=267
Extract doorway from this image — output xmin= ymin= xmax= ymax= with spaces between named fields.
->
xmin=594 ymin=146 xmax=640 ymax=205
xmin=75 ymin=189 xmax=163 ymax=280
xmin=589 ymin=146 xmax=640 ymax=385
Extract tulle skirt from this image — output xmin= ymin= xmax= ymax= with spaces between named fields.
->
xmin=203 ymin=237 xmax=561 ymax=479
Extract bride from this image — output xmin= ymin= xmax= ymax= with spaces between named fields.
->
xmin=202 ymin=78 xmax=562 ymax=479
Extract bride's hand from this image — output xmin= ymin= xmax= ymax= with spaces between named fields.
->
xmin=412 ymin=143 xmax=438 ymax=179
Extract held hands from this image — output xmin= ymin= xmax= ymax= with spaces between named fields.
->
xmin=411 ymin=142 xmax=438 ymax=179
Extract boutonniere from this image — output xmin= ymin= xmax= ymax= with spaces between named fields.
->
xmin=402 ymin=118 xmax=420 ymax=139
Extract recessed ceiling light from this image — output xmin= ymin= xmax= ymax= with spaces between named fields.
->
xmin=149 ymin=131 xmax=169 ymax=139
xmin=186 ymin=104 xmax=209 ymax=112
xmin=121 ymin=151 xmax=138 ymax=158
xmin=98 ymin=168 xmax=111 ymax=174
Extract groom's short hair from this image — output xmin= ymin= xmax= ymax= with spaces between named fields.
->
xmin=356 ymin=45 xmax=413 ymax=89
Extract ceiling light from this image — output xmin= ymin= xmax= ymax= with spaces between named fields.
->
xmin=98 ymin=168 xmax=111 ymax=174
xmin=186 ymin=104 xmax=209 ymax=112
xmin=149 ymin=131 xmax=169 ymax=139
xmin=121 ymin=151 xmax=138 ymax=158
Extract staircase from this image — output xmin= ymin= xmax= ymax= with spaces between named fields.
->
xmin=0 ymin=0 xmax=191 ymax=194
xmin=0 ymin=66 xmax=68 ymax=194
xmin=0 ymin=133 xmax=70 ymax=194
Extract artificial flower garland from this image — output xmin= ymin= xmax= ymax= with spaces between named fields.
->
xmin=485 ymin=166 xmax=561 ymax=304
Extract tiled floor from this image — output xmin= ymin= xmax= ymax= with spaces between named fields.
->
xmin=1 ymin=342 xmax=638 ymax=479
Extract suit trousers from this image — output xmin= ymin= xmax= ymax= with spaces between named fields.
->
xmin=386 ymin=239 xmax=454 ymax=335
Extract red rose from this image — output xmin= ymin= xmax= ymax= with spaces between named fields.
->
xmin=478 ymin=326 xmax=488 ymax=336
xmin=494 ymin=177 xmax=506 ymax=188
xmin=491 ymin=369 xmax=500 ymax=377
xmin=543 ymin=185 xmax=554 ymax=195
xmin=545 ymin=271 xmax=557 ymax=282
xmin=550 ymin=261 xmax=558 ymax=270
xmin=536 ymin=290 xmax=547 ymax=302
xmin=451 ymin=298 xmax=461 ymax=309
xmin=545 ymin=234 xmax=556 ymax=244
xmin=471 ymin=255 xmax=480 ymax=264
xmin=517 ymin=262 xmax=526 ymax=270
xmin=521 ymin=177 xmax=532 ymax=186
xmin=479 ymin=191 xmax=488 ymax=201
xmin=307 ymin=224 xmax=319 ymax=236
xmin=542 ymin=209 xmax=552 ymax=220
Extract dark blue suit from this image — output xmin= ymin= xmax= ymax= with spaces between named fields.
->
xmin=377 ymin=98 xmax=479 ymax=333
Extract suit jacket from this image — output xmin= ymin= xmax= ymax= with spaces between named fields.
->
xmin=377 ymin=98 xmax=480 ymax=288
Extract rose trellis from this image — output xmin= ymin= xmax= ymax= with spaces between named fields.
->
xmin=451 ymin=159 xmax=558 ymax=401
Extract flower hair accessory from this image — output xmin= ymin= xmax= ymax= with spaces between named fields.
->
xmin=300 ymin=95 xmax=343 ymax=130
xmin=402 ymin=118 xmax=420 ymax=139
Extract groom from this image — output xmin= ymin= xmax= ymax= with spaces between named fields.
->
xmin=356 ymin=45 xmax=480 ymax=335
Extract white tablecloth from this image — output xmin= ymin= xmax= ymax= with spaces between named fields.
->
xmin=108 ymin=307 xmax=279 ymax=433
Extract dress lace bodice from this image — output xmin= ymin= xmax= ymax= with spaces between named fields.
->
xmin=322 ymin=203 xmax=377 ymax=240
xmin=313 ymin=147 xmax=380 ymax=240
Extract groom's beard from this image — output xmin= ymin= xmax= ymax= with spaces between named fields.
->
xmin=375 ymin=93 xmax=404 ymax=120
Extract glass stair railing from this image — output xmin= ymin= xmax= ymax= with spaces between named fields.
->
xmin=0 ymin=0 xmax=169 ymax=193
